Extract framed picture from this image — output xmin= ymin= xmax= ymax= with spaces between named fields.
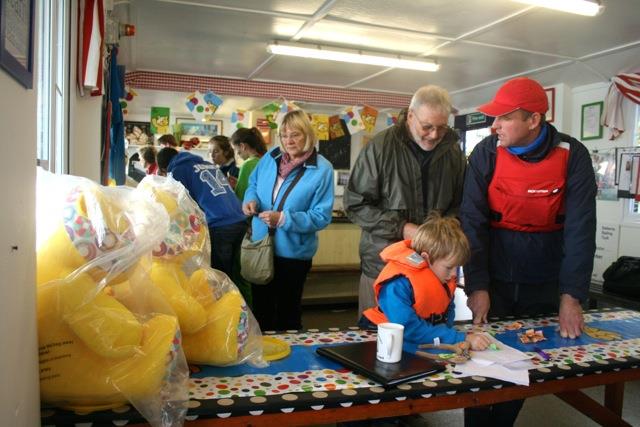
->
xmin=0 ymin=0 xmax=35 ymax=88
xmin=544 ymin=87 xmax=555 ymax=123
xmin=124 ymin=121 xmax=154 ymax=145
xmin=176 ymin=117 xmax=222 ymax=139
xmin=581 ymin=101 xmax=604 ymax=141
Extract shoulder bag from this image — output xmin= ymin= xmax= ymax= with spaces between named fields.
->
xmin=240 ymin=168 xmax=306 ymax=284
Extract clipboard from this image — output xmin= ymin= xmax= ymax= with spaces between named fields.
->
xmin=316 ymin=341 xmax=445 ymax=387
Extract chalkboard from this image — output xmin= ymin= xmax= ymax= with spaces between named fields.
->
xmin=319 ymin=119 xmax=351 ymax=169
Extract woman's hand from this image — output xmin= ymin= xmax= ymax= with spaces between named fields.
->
xmin=243 ymin=200 xmax=258 ymax=216
xmin=258 ymin=210 xmax=281 ymax=228
xmin=465 ymin=332 xmax=491 ymax=351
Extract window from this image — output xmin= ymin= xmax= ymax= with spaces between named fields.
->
xmin=37 ymin=1 xmax=70 ymax=173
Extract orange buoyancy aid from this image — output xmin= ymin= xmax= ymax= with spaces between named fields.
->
xmin=488 ymin=143 xmax=569 ymax=232
xmin=363 ymin=240 xmax=456 ymax=325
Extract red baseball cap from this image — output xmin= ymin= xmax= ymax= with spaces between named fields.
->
xmin=478 ymin=77 xmax=548 ymax=117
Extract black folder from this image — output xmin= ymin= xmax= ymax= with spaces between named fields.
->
xmin=316 ymin=341 xmax=445 ymax=387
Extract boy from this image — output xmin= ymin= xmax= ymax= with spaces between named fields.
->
xmin=361 ymin=212 xmax=490 ymax=353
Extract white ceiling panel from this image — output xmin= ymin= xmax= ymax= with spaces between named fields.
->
xmin=116 ymin=0 xmax=640 ymax=113
xmin=470 ymin=0 xmax=640 ymax=58
xmin=297 ymin=20 xmax=440 ymax=56
xmin=124 ymin=0 xmax=305 ymax=76
xmin=356 ymin=43 xmax=561 ymax=94
xmin=257 ymin=55 xmax=387 ymax=87
xmin=327 ymin=0 xmax=525 ymax=38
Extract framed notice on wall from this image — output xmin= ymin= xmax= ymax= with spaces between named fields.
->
xmin=0 ymin=0 xmax=35 ymax=88
xmin=544 ymin=88 xmax=555 ymax=123
xmin=581 ymin=101 xmax=604 ymax=141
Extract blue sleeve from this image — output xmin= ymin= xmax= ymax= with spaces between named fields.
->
xmin=280 ymin=161 xmax=334 ymax=234
xmin=560 ymin=141 xmax=596 ymax=301
xmin=378 ymin=277 xmax=466 ymax=354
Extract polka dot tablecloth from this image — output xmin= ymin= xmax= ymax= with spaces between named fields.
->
xmin=41 ymin=308 xmax=640 ymax=426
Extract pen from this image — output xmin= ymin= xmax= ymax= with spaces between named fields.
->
xmin=533 ymin=346 xmax=551 ymax=361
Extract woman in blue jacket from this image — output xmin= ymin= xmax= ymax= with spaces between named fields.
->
xmin=243 ymin=110 xmax=334 ymax=331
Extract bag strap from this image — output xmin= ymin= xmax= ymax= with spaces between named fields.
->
xmin=249 ymin=167 xmax=307 ymax=237
xmin=276 ymin=167 xmax=306 ymax=212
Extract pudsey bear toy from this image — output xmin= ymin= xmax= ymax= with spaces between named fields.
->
xmin=36 ymin=170 xmax=188 ymax=425
xmin=137 ymin=175 xmax=262 ymax=366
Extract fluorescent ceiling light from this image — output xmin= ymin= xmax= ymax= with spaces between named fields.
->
xmin=267 ymin=42 xmax=439 ymax=72
xmin=512 ymin=0 xmax=602 ymax=16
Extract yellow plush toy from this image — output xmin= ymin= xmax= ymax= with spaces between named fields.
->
xmin=36 ymin=171 xmax=188 ymax=424
xmin=137 ymin=176 xmax=262 ymax=366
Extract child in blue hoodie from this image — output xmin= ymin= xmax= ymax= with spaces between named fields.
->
xmin=157 ymin=148 xmax=247 ymax=289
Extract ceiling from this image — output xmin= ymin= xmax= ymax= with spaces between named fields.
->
xmin=113 ymin=0 xmax=640 ymax=115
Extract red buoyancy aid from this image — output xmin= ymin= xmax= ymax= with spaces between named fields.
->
xmin=487 ymin=143 xmax=570 ymax=232
xmin=363 ymin=240 xmax=456 ymax=325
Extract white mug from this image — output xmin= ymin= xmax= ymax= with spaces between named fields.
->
xmin=376 ymin=322 xmax=404 ymax=363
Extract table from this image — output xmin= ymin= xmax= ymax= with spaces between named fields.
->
xmin=41 ymin=307 xmax=640 ymax=426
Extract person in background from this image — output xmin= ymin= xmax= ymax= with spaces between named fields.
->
xmin=156 ymin=147 xmax=248 ymax=291
xmin=139 ymin=145 xmax=158 ymax=175
xmin=360 ymin=212 xmax=491 ymax=353
xmin=230 ymin=127 xmax=268 ymax=201
xmin=344 ymin=85 xmax=466 ymax=318
xmin=242 ymin=110 xmax=334 ymax=331
xmin=158 ymin=134 xmax=178 ymax=148
xmin=460 ymin=77 xmax=596 ymax=427
xmin=209 ymin=135 xmax=239 ymax=188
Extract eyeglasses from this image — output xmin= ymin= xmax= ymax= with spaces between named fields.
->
xmin=411 ymin=111 xmax=450 ymax=135
xmin=279 ymin=132 xmax=304 ymax=140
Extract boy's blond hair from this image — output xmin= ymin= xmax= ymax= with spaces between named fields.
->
xmin=411 ymin=212 xmax=470 ymax=265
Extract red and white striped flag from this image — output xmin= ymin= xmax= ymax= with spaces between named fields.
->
xmin=77 ymin=0 xmax=104 ymax=96
xmin=602 ymin=72 xmax=640 ymax=140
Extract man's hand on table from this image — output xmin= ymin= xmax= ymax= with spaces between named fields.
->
xmin=559 ymin=293 xmax=584 ymax=339
xmin=467 ymin=290 xmax=490 ymax=324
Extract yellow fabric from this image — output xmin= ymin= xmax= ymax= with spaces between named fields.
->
xmin=182 ymin=292 xmax=244 ymax=365
xmin=38 ymin=277 xmax=178 ymax=411
xmin=58 ymin=273 xmax=142 ymax=358
xmin=149 ymin=261 xmax=207 ymax=334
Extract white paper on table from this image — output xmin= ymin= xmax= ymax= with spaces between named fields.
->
xmin=470 ymin=333 xmax=532 ymax=366
xmin=454 ymin=360 xmax=531 ymax=386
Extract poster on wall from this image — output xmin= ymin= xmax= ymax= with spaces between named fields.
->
xmin=311 ymin=114 xmax=329 ymax=140
xmin=360 ymin=105 xmax=379 ymax=133
xmin=591 ymin=222 xmax=620 ymax=284
xmin=150 ymin=106 xmax=170 ymax=134
xmin=124 ymin=121 xmax=153 ymax=145
xmin=319 ymin=119 xmax=350 ymax=169
xmin=590 ymin=152 xmax=617 ymax=201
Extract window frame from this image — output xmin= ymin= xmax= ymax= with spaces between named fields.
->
xmin=36 ymin=0 xmax=70 ymax=173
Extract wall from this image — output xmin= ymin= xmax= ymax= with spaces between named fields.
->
xmin=0 ymin=36 xmax=41 ymax=427
xmin=69 ymin=94 xmax=102 ymax=181
xmin=571 ymin=82 xmax=640 ymax=281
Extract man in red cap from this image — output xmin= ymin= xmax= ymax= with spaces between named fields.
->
xmin=460 ymin=77 xmax=596 ymax=426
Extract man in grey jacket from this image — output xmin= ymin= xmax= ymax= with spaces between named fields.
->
xmin=344 ymin=85 xmax=466 ymax=316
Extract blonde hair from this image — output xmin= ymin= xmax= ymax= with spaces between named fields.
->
xmin=279 ymin=110 xmax=316 ymax=153
xmin=411 ymin=211 xmax=470 ymax=265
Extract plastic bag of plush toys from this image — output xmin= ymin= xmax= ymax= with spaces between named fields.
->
xmin=36 ymin=168 xmax=264 ymax=425
xmin=36 ymin=169 xmax=188 ymax=426
xmin=134 ymin=175 xmax=263 ymax=367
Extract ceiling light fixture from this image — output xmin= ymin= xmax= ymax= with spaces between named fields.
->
xmin=267 ymin=42 xmax=440 ymax=72
xmin=512 ymin=0 xmax=603 ymax=16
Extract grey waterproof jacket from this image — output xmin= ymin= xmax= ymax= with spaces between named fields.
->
xmin=344 ymin=119 xmax=466 ymax=278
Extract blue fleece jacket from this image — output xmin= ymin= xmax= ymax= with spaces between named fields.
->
xmin=244 ymin=147 xmax=334 ymax=260
xmin=377 ymin=276 xmax=466 ymax=354
xmin=167 ymin=151 xmax=246 ymax=228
